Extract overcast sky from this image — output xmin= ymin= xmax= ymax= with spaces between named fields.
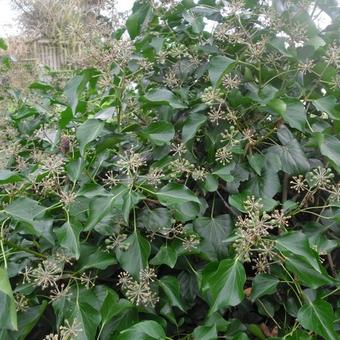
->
xmin=0 ymin=0 xmax=135 ymax=36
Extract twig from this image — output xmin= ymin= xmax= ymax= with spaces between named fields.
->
xmin=327 ymin=253 xmax=337 ymax=278
xmin=216 ymin=190 xmax=239 ymax=217
xmin=282 ymin=173 xmax=289 ymax=202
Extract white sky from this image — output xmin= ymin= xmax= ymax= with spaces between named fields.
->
xmin=0 ymin=0 xmax=135 ymax=36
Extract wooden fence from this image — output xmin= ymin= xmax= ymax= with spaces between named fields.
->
xmin=28 ymin=39 xmax=71 ymax=70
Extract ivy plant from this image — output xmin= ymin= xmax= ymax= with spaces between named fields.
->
xmin=0 ymin=0 xmax=340 ymax=339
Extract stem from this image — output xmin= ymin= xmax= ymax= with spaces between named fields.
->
xmin=3 ymin=239 xmax=46 ymax=258
xmin=216 ymin=190 xmax=238 ymax=217
xmin=0 ymin=218 xmax=10 ymax=268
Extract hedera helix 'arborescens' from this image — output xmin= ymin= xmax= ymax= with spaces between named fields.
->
xmin=0 ymin=0 xmax=340 ymax=338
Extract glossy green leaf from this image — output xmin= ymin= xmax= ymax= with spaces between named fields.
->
xmin=77 ymin=245 xmax=116 ymax=270
xmin=0 ymin=268 xmax=17 ymax=331
xmin=144 ymin=88 xmax=187 ymax=109
xmin=116 ymin=320 xmax=166 ymax=340
xmin=157 ymin=183 xmax=200 ymax=206
xmin=72 ymin=301 xmax=101 ymax=340
xmin=4 ymin=197 xmax=45 ymax=223
xmin=182 ymin=113 xmax=207 ymax=143
xmin=194 ymin=214 xmax=233 ymax=260
xmin=126 ymin=3 xmax=153 ymax=39
xmin=0 ymin=171 xmax=23 ymax=184
xmin=122 ymin=190 xmax=144 ymax=223
xmin=150 ymin=245 xmax=177 ymax=268
xmin=285 ymin=255 xmax=334 ymax=289
xmin=208 ymin=55 xmax=235 ymax=85
xmin=138 ymin=207 xmax=172 ymax=234
xmin=76 ymin=119 xmax=104 ymax=155
xmin=313 ymin=96 xmax=340 ymax=120
xmin=116 ymin=231 xmax=151 ymax=278
xmin=193 ymin=325 xmax=217 ymax=340
xmin=276 ymin=231 xmax=321 ymax=271
xmin=297 ymin=300 xmax=337 ymax=340
xmin=13 ymin=302 xmax=47 ymax=340
xmin=250 ymin=274 xmax=279 ymax=302
xmin=281 ymin=99 xmax=307 ymax=131
xmin=268 ymin=125 xmax=310 ymax=174
xmin=64 ymin=72 xmax=90 ymax=115
xmin=55 ymin=221 xmax=82 ymax=259
xmin=202 ymin=259 xmax=246 ymax=315
xmin=142 ymin=121 xmax=175 ymax=145
xmin=159 ymin=276 xmax=185 ymax=312
xmin=319 ymin=135 xmax=340 ymax=166
xmin=268 ymin=98 xmax=287 ymax=115
xmin=66 ymin=158 xmax=85 ymax=183
xmin=100 ymin=291 xmax=133 ymax=328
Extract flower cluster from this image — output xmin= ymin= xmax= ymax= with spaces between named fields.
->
xmin=118 ymin=268 xmax=159 ymax=307
xmin=234 ymin=197 xmax=290 ymax=269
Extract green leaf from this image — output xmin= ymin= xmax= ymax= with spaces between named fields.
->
xmin=66 ymin=158 xmax=85 ymax=183
xmin=250 ymin=274 xmax=279 ymax=302
xmin=0 ymin=267 xmax=17 ymax=330
xmin=142 ymin=121 xmax=175 ymax=145
xmin=72 ymin=301 xmax=101 ymax=340
xmin=276 ymin=231 xmax=320 ymax=271
xmin=268 ymin=125 xmax=310 ymax=174
xmin=12 ymin=302 xmax=47 ymax=340
xmin=77 ymin=245 xmax=116 ymax=271
xmin=212 ymin=164 xmax=235 ymax=182
xmin=84 ymin=187 xmax=127 ymax=231
xmin=144 ymin=88 xmax=187 ymax=109
xmin=157 ymin=183 xmax=200 ymax=206
xmin=313 ymin=96 xmax=340 ymax=120
xmin=247 ymin=153 xmax=265 ymax=175
xmin=76 ymin=119 xmax=104 ymax=155
xmin=100 ymin=290 xmax=118 ymax=323
xmin=150 ymin=245 xmax=177 ymax=268
xmin=202 ymin=259 xmax=246 ymax=315
xmin=59 ymin=107 xmax=73 ymax=129
xmin=202 ymin=174 xmax=219 ymax=192
xmin=229 ymin=192 xmax=278 ymax=213
xmin=281 ymin=99 xmax=307 ymax=132
xmin=319 ymin=135 xmax=340 ymax=166
xmin=122 ymin=191 xmax=144 ymax=223
xmin=193 ymin=325 xmax=217 ymax=340
xmin=85 ymin=196 xmax=113 ymax=231
xmin=100 ymin=291 xmax=133 ymax=328
xmin=194 ymin=215 xmax=233 ymax=261
xmin=159 ymin=276 xmax=185 ymax=312
xmin=64 ymin=73 xmax=88 ymax=115
xmin=297 ymin=300 xmax=337 ymax=340
xmin=268 ymin=98 xmax=287 ymax=115
xmin=116 ymin=231 xmax=151 ymax=278
xmin=0 ymin=38 xmax=8 ymax=50
xmin=247 ymin=168 xmax=281 ymax=198
xmin=182 ymin=113 xmax=207 ymax=143
xmin=0 ymin=171 xmax=23 ymax=185
xmin=101 ymin=296 xmax=132 ymax=326
xmin=208 ymin=55 xmax=235 ymax=85
xmin=55 ymin=221 xmax=82 ymax=260
xmin=285 ymin=255 xmax=334 ymax=289
xmin=138 ymin=207 xmax=172 ymax=234
xmin=126 ymin=4 xmax=154 ymax=39
xmin=5 ymin=197 xmax=45 ymax=223
xmin=116 ymin=320 xmax=166 ymax=340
